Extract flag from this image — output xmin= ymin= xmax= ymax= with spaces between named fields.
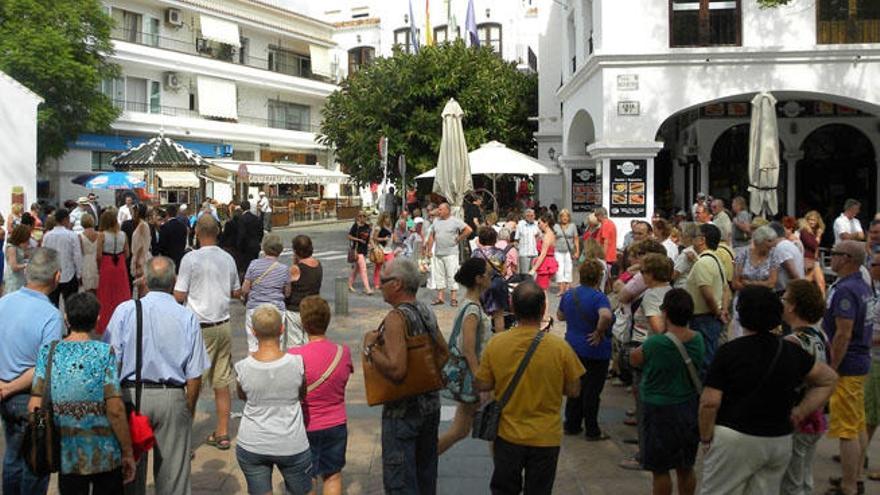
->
xmin=465 ymin=0 xmax=479 ymax=47
xmin=447 ymin=0 xmax=458 ymax=41
xmin=408 ymin=0 xmax=420 ymax=53
xmin=425 ymin=0 xmax=433 ymax=46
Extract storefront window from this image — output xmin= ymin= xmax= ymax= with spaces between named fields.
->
xmin=670 ymin=0 xmax=741 ymax=47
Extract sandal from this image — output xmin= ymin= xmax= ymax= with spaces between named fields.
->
xmin=618 ymin=456 xmax=642 ymax=471
xmin=431 ymin=299 xmax=445 ymax=306
xmin=206 ymin=433 xmax=231 ymax=451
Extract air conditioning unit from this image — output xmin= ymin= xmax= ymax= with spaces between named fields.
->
xmin=164 ymin=72 xmax=182 ymax=91
xmin=166 ymin=8 xmax=183 ymax=26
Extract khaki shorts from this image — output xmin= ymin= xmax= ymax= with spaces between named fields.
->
xmin=202 ymin=321 xmax=233 ymax=389
xmin=828 ymin=374 xmax=867 ymax=440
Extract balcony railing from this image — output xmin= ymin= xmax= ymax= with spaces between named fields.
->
xmin=110 ymin=28 xmax=332 ymax=84
xmin=110 ymin=99 xmax=320 ymax=132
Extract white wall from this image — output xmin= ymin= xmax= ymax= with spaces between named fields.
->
xmin=0 ymin=74 xmax=41 ymax=220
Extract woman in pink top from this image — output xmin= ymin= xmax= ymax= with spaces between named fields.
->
xmin=288 ymin=296 xmax=353 ymax=495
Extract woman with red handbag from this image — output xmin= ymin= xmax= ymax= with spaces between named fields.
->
xmin=28 ymin=292 xmax=136 ymax=493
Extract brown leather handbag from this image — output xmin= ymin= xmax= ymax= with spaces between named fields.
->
xmin=21 ymin=341 xmax=61 ymax=475
xmin=363 ymin=307 xmax=448 ymax=406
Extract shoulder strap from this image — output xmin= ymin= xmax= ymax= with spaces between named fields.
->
xmin=560 ymin=225 xmax=573 ymax=253
xmin=700 ymin=252 xmax=727 ymax=284
xmin=43 ymin=341 xmax=59 ymax=411
xmin=448 ymin=301 xmax=480 ymax=344
xmin=664 ymin=333 xmax=702 ymax=393
xmin=498 ymin=331 xmax=545 ymax=409
xmin=135 ymin=299 xmax=144 ymax=414
xmin=307 ymin=345 xmax=344 ymax=393
xmin=252 ymin=261 xmax=280 ymax=287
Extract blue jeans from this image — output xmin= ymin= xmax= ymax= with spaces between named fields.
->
xmin=690 ymin=314 xmax=723 ymax=378
xmin=236 ymin=445 xmax=312 ymax=495
xmin=1 ymin=393 xmax=49 ymax=495
xmin=381 ymin=410 xmax=440 ymax=495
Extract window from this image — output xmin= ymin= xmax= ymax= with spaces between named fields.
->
xmin=91 ymin=151 xmax=118 ymax=171
xmin=477 ymin=23 xmax=502 ymax=53
xmin=268 ymin=100 xmax=311 ymax=131
xmin=348 ymin=46 xmax=375 ymax=74
xmin=145 ymin=16 xmax=159 ymax=47
xmin=669 ymin=0 xmax=741 ymax=47
xmin=268 ymin=46 xmax=311 ymax=77
xmin=433 ymin=24 xmax=460 ymax=43
xmin=111 ymin=8 xmax=142 ymax=43
xmin=394 ymin=28 xmax=413 ymax=53
xmin=239 ymin=37 xmax=249 ymax=64
xmin=149 ymin=81 xmax=161 ymax=113
xmin=101 ymin=77 xmax=125 ymax=109
xmin=818 ymin=0 xmax=880 ymax=44
xmin=197 ymin=38 xmax=235 ymax=62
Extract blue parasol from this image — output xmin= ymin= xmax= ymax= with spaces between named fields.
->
xmin=72 ymin=172 xmax=146 ymax=190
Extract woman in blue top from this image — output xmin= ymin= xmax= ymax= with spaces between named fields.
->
xmin=29 ymin=292 xmax=136 ymax=493
xmin=557 ymin=259 xmax=613 ymax=440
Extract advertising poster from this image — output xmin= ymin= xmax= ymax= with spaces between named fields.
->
xmin=571 ymin=168 xmax=601 ymax=212
xmin=609 ymin=159 xmax=647 ymax=218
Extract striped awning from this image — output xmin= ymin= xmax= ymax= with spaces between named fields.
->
xmin=112 ymin=135 xmax=212 ymax=169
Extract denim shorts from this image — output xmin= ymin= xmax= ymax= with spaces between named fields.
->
xmin=236 ymin=445 xmax=312 ymax=495
xmin=307 ymin=424 xmax=348 ymax=477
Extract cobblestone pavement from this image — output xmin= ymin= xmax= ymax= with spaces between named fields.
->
xmin=5 ymin=221 xmax=879 ymax=494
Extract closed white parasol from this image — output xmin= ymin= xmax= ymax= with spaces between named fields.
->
xmin=432 ymin=98 xmax=473 ymax=219
xmin=747 ymin=92 xmax=780 ymax=217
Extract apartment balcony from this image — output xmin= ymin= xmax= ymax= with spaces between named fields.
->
xmin=109 ymin=100 xmax=324 ymax=151
xmin=110 ymin=29 xmax=338 ymax=99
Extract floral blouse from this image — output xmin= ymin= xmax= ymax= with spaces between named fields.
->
xmin=32 ymin=340 xmax=122 ymax=475
xmin=735 ymin=247 xmax=773 ymax=283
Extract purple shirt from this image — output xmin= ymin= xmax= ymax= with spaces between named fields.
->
xmin=823 ymin=272 xmax=873 ymax=376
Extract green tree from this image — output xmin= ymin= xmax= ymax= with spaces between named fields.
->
xmin=0 ymin=0 xmax=120 ymax=163
xmin=757 ymin=0 xmax=792 ymax=7
xmin=319 ymin=41 xmax=537 ymax=185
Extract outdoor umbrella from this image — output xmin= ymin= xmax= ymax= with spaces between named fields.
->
xmin=433 ymin=98 xmax=472 ymax=219
xmin=747 ymin=92 xmax=780 ymax=217
xmin=112 ymin=133 xmax=212 ymax=202
xmin=72 ymin=171 xmax=146 ymax=190
xmin=416 ymin=140 xmax=560 ymax=207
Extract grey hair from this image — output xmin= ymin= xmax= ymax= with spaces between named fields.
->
xmin=498 ymin=226 xmax=513 ymax=241
xmin=261 ymin=234 xmax=283 ymax=257
xmin=385 ymin=258 xmax=421 ymax=294
xmin=679 ymin=222 xmax=699 ymax=243
xmin=26 ymin=248 xmax=60 ymax=285
xmin=594 ymin=206 xmax=607 ymax=217
xmin=752 ymin=225 xmax=778 ymax=245
xmin=145 ymin=256 xmax=177 ymax=292
xmin=524 ymin=208 xmax=535 ymax=216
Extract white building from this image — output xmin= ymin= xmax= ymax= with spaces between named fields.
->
xmin=0 ymin=71 xmax=43 ymax=220
xmin=46 ymin=0 xmax=344 ymax=206
xmin=540 ymin=0 xmax=880 ymax=242
xmin=308 ymin=0 xmax=540 ymax=80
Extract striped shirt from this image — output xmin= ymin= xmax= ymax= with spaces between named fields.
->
xmin=244 ymin=257 xmax=289 ymax=311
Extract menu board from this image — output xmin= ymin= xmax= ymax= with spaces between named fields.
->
xmin=571 ymin=168 xmax=601 ymax=213
xmin=609 ymin=159 xmax=647 ymax=218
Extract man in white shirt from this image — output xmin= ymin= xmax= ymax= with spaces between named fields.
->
xmin=711 ymin=198 xmax=733 ymax=244
xmin=834 ymin=198 xmax=865 ymax=244
xmin=769 ymin=222 xmax=805 ymax=293
xmin=117 ymin=195 xmax=134 ymax=226
xmin=41 ymin=208 xmax=83 ymax=306
xmin=515 ymin=209 xmax=540 ymax=274
xmin=257 ymin=191 xmax=272 ymax=232
xmin=174 ymin=215 xmax=241 ymax=449
xmin=69 ymin=197 xmax=93 ymax=234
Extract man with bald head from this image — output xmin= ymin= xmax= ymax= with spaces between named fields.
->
xmin=104 ymin=256 xmax=210 ymax=494
xmin=825 ymin=240 xmax=873 ymax=495
xmin=175 ymin=215 xmax=241 ymax=451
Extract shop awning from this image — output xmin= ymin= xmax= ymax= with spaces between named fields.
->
xmin=199 ymin=15 xmax=241 ymax=47
xmin=275 ymin=164 xmax=350 ymax=184
xmin=212 ymin=161 xmax=306 ymax=185
xmin=197 ymin=76 xmax=238 ymax=120
xmin=309 ymin=45 xmax=332 ymax=78
xmin=157 ymin=171 xmax=199 ymax=188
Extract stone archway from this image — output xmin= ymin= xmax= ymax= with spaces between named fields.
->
xmin=566 ymin=109 xmax=596 ymax=156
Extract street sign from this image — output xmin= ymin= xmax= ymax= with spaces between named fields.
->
xmin=617 ymin=74 xmax=639 ymax=91
xmin=617 ymin=101 xmax=640 ymax=116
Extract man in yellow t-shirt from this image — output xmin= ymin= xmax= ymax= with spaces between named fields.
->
xmin=476 ymin=282 xmax=584 ymax=495
xmin=685 ymin=223 xmax=729 ymax=375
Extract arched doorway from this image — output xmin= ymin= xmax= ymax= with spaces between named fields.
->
xmin=797 ymin=124 xmax=876 ymax=245
xmin=709 ymin=124 xmax=787 ymax=212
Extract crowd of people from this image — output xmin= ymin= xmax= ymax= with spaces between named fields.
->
xmin=2 ymin=187 xmax=880 ymax=495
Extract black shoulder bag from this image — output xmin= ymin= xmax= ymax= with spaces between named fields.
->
xmin=472 ymin=331 xmax=544 ymax=441
xmin=21 ymin=341 xmax=61 ymax=475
